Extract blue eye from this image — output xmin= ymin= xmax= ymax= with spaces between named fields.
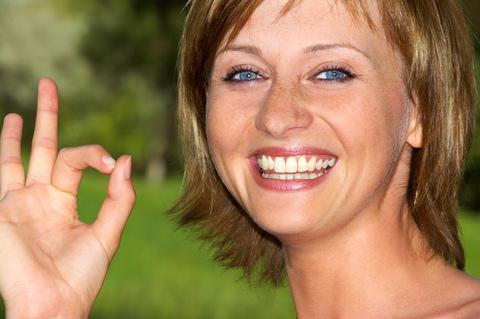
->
xmin=234 ymin=70 xmax=260 ymax=81
xmin=223 ymin=66 xmax=263 ymax=82
xmin=316 ymin=68 xmax=353 ymax=82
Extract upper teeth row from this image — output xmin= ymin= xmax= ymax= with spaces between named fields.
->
xmin=257 ymin=155 xmax=336 ymax=173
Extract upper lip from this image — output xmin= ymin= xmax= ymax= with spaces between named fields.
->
xmin=250 ymin=146 xmax=337 ymax=158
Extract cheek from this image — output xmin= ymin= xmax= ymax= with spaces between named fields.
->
xmin=319 ymin=85 xmax=407 ymax=156
xmin=206 ymin=90 xmax=256 ymax=177
xmin=207 ymin=96 xmax=244 ymax=156
xmin=206 ymin=84 xmax=267 ymax=152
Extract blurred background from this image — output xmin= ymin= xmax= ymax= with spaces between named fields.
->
xmin=0 ymin=0 xmax=478 ymax=317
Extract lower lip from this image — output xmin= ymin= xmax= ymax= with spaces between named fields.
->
xmin=249 ymin=160 xmax=331 ymax=191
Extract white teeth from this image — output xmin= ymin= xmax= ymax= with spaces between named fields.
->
xmin=298 ymin=156 xmax=307 ymax=172
xmin=328 ymin=158 xmax=336 ymax=167
xmin=307 ymin=157 xmax=316 ymax=172
xmin=262 ymin=172 xmax=324 ymax=180
xmin=285 ymin=157 xmax=297 ymax=173
xmin=258 ymin=155 xmax=336 ymax=173
xmin=261 ymin=155 xmax=268 ymax=170
xmin=274 ymin=157 xmax=286 ymax=173
xmin=268 ymin=156 xmax=275 ymax=170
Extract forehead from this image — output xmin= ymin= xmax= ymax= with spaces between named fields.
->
xmin=219 ymin=0 xmax=391 ymax=68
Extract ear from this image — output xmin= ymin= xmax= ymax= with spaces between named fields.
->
xmin=406 ymin=95 xmax=423 ymax=148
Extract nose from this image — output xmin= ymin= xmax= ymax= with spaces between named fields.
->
xmin=255 ymin=82 xmax=313 ymax=137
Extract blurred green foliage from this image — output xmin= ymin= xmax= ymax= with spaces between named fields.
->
xmin=0 ymin=0 xmax=184 ymax=181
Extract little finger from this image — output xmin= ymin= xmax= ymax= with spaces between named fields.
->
xmin=0 ymin=114 xmax=25 ymax=198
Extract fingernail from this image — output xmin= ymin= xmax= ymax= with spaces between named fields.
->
xmin=102 ymin=156 xmax=116 ymax=170
xmin=124 ymin=156 xmax=132 ymax=179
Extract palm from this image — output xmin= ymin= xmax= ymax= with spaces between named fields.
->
xmin=0 ymin=79 xmax=135 ymax=318
xmin=0 ymin=186 xmax=106 ymax=313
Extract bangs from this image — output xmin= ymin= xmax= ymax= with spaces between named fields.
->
xmin=219 ymin=0 xmax=378 ymax=53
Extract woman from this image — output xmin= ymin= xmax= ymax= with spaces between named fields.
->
xmin=0 ymin=0 xmax=479 ymax=317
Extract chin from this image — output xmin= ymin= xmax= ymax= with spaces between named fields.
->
xmin=246 ymin=198 xmax=328 ymax=238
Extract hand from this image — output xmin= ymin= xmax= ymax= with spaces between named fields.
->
xmin=0 ymin=78 xmax=136 ymax=318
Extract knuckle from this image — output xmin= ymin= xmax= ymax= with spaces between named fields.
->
xmin=58 ymin=147 xmax=71 ymax=155
xmin=124 ymin=189 xmax=136 ymax=205
xmin=33 ymin=136 xmax=57 ymax=151
xmin=0 ymin=182 xmax=24 ymax=201
xmin=8 ymin=181 xmax=23 ymax=189
xmin=89 ymin=144 xmax=106 ymax=154
xmin=2 ymin=131 xmax=20 ymax=141
xmin=26 ymin=174 xmax=49 ymax=185
xmin=109 ymin=188 xmax=136 ymax=205
xmin=57 ymin=147 xmax=73 ymax=160
xmin=1 ymin=155 xmax=22 ymax=165
xmin=40 ymin=103 xmax=58 ymax=114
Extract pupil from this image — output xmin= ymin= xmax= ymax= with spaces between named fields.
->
xmin=241 ymin=72 xmax=254 ymax=80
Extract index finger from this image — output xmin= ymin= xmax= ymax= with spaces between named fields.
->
xmin=26 ymin=78 xmax=59 ymax=186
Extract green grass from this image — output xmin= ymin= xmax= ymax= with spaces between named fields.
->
xmin=460 ymin=213 xmax=480 ymax=278
xmin=78 ymin=174 xmax=295 ymax=319
xmin=0 ymin=174 xmax=479 ymax=318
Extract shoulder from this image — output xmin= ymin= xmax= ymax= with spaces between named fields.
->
xmin=448 ymin=295 xmax=480 ymax=319
xmin=436 ymin=277 xmax=480 ymax=319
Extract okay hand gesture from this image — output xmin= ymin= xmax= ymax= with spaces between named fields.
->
xmin=0 ymin=79 xmax=136 ymax=318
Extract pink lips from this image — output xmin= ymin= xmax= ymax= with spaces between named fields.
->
xmin=249 ymin=146 xmax=337 ymax=192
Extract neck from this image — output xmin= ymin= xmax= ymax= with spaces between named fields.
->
xmin=280 ymin=146 xmax=468 ymax=318
xmin=283 ymin=201 xmax=455 ymax=319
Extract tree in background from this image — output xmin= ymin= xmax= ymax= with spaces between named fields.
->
xmin=0 ymin=0 xmax=185 ymax=181
xmin=0 ymin=0 xmax=90 ymax=145
xmin=69 ymin=0 xmax=186 ymax=181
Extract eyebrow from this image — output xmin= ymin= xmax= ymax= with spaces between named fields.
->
xmin=218 ymin=43 xmax=371 ymax=61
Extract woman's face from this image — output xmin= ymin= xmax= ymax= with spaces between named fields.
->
xmin=206 ymin=0 xmax=420 ymax=245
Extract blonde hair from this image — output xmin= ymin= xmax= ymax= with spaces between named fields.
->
xmin=169 ymin=0 xmax=477 ymax=286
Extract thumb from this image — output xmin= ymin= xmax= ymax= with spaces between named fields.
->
xmin=93 ymin=155 xmax=136 ymax=260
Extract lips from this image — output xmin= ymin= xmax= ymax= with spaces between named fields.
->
xmin=248 ymin=147 xmax=337 ymax=191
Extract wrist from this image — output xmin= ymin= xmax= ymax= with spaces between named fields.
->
xmin=5 ymin=301 xmax=89 ymax=319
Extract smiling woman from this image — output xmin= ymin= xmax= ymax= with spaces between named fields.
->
xmin=170 ymin=0 xmax=480 ymax=317
xmin=0 ymin=0 xmax=478 ymax=318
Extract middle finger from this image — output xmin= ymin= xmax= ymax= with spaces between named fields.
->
xmin=26 ymin=78 xmax=59 ymax=186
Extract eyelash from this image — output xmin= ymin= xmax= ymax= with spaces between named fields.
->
xmin=222 ymin=64 xmax=356 ymax=83
xmin=222 ymin=65 xmax=266 ymax=82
